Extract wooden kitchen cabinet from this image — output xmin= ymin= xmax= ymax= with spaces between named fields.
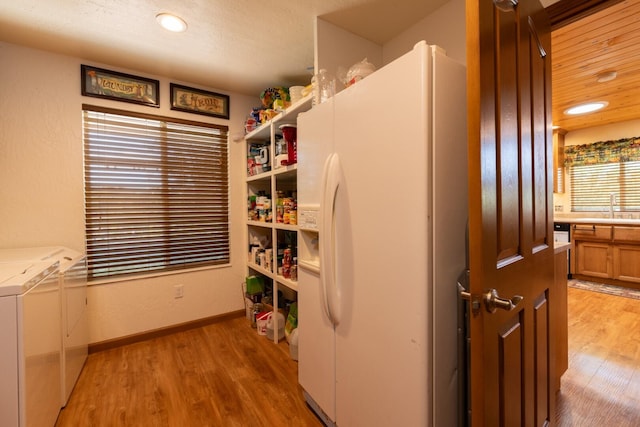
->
xmin=573 ymin=224 xmax=613 ymax=279
xmin=613 ymin=225 xmax=640 ymax=242
xmin=572 ymin=223 xmax=640 ymax=289
xmin=613 ymin=245 xmax=640 ymax=283
xmin=553 ymin=128 xmax=566 ymax=194
xmin=575 ymin=241 xmax=612 ymax=279
xmin=611 ymin=226 xmax=640 ymax=283
xmin=572 ymin=224 xmax=612 ymax=241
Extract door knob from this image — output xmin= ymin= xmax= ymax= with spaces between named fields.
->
xmin=483 ymin=289 xmax=523 ymax=313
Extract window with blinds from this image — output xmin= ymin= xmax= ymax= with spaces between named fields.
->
xmin=83 ymin=105 xmax=229 ymax=280
xmin=570 ymin=161 xmax=640 ymax=212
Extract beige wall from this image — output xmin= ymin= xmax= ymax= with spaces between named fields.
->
xmin=383 ymin=0 xmax=465 ymax=66
xmin=315 ymin=0 xmax=465 ymax=93
xmin=0 ymin=42 xmax=254 ymax=343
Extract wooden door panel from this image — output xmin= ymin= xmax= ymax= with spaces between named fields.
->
xmin=498 ymin=314 xmax=524 ymax=426
xmin=496 ymin=4 xmax=522 ymax=263
xmin=489 ymin=289 xmax=552 ymax=426
xmin=528 ymin=16 xmax=552 ymax=249
xmin=467 ymin=0 xmax=554 ymax=425
xmin=533 ymin=291 xmax=550 ymax=427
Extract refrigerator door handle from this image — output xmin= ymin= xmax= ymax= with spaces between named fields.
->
xmin=320 ymin=153 xmax=341 ymax=326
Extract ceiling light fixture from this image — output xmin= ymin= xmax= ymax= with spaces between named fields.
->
xmin=564 ymin=101 xmax=608 ymax=116
xmin=596 ymin=71 xmax=617 ymax=83
xmin=156 ymin=13 xmax=187 ymax=33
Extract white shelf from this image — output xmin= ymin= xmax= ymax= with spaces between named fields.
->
xmin=247 ymin=170 xmax=273 ymax=182
xmin=245 ymin=95 xmax=312 ymax=141
xmin=244 ymin=93 xmax=311 ymax=344
xmin=272 ymin=163 xmax=297 ymax=176
xmin=275 ymin=275 xmax=299 ymax=292
xmin=248 ymin=262 xmax=272 ymax=276
xmin=247 ymin=263 xmax=299 ymax=292
xmin=247 ymin=220 xmax=273 ymax=228
xmin=246 ymin=221 xmax=298 ymax=231
xmin=274 ymin=223 xmax=298 ymax=231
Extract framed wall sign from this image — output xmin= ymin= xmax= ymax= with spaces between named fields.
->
xmin=81 ymin=65 xmax=160 ymax=107
xmin=170 ymin=83 xmax=230 ymax=119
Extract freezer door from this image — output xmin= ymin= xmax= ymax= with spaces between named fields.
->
xmin=297 ymin=98 xmax=337 ymax=423
xmin=297 ymin=98 xmax=335 ymax=208
xmin=297 ymin=267 xmax=336 ymax=423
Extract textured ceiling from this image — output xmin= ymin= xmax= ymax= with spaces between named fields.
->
xmin=0 ymin=0 xmax=448 ymax=97
xmin=6 ymin=0 xmax=630 ymax=134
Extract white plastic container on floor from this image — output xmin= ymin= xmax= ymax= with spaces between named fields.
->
xmin=289 ymin=328 xmax=299 ymax=361
xmin=266 ymin=311 xmax=285 ymax=341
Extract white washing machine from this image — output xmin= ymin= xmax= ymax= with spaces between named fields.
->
xmin=0 ymin=259 xmax=61 ymax=427
xmin=0 ymin=247 xmax=88 ymax=407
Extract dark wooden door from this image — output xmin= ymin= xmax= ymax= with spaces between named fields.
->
xmin=466 ymin=0 xmax=555 ymax=425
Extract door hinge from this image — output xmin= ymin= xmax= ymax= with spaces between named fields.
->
xmin=493 ymin=0 xmax=518 ymax=12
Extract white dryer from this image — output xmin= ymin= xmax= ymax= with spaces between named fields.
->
xmin=0 ymin=260 xmax=61 ymax=427
xmin=0 ymin=247 xmax=88 ymax=407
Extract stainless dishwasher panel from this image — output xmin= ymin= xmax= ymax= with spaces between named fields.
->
xmin=554 ymin=222 xmax=572 ymax=278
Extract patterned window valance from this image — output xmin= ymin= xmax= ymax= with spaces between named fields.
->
xmin=564 ymin=136 xmax=640 ymax=167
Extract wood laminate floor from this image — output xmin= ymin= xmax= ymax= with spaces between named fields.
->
xmin=55 ymin=316 xmax=322 ymax=427
xmin=56 ymin=287 xmax=640 ymax=426
xmin=556 ymin=287 xmax=640 ymax=426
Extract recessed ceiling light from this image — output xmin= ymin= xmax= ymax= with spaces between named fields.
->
xmin=156 ymin=13 xmax=187 ymax=32
xmin=564 ymin=101 xmax=608 ymax=116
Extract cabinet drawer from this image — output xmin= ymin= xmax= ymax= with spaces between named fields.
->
xmin=572 ymin=224 xmax=612 ymax=241
xmin=613 ymin=226 xmax=640 ymax=243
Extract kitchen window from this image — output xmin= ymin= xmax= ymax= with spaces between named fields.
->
xmin=569 ymin=161 xmax=640 ymax=213
xmin=82 ymin=105 xmax=229 ymax=280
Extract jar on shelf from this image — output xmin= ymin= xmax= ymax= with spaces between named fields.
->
xmin=311 ymin=69 xmax=335 ymax=106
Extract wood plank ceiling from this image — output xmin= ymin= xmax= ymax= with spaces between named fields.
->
xmin=551 ymin=0 xmax=640 ymax=132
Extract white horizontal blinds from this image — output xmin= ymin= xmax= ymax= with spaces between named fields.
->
xmin=83 ymin=105 xmax=229 ymax=279
xmin=621 ymin=162 xmax=640 ymax=211
xmin=570 ymin=161 xmax=640 ymax=212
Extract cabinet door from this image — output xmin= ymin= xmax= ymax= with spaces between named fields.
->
xmin=613 ymin=244 xmax=640 ymax=283
xmin=576 ymin=241 xmax=612 ymax=278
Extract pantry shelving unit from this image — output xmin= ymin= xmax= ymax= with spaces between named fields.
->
xmin=244 ymin=95 xmax=312 ymax=343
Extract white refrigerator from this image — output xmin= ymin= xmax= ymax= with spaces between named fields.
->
xmin=297 ymin=42 xmax=468 ymax=427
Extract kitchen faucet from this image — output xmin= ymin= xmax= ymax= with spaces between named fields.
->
xmin=609 ymin=192 xmax=616 ymax=218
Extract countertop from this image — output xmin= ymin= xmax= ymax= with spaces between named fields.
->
xmin=554 ymin=217 xmax=640 ymax=226
xmin=554 ymin=241 xmax=571 ymax=254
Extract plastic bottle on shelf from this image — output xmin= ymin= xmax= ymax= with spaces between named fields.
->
xmin=282 ymin=247 xmax=292 ymax=278
xmin=311 ymin=69 xmax=335 ymax=106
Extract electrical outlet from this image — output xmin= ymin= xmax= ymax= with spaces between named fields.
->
xmin=174 ymin=284 xmax=184 ymax=299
